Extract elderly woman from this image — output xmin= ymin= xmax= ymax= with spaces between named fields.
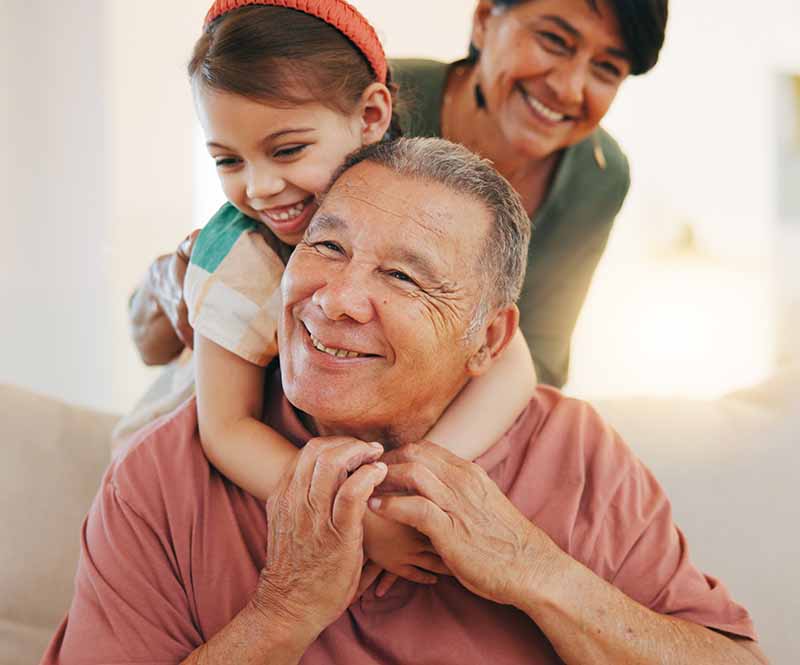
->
xmin=129 ymin=0 xmax=668 ymax=392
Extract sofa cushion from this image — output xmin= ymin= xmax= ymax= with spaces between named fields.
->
xmin=0 ymin=385 xmax=117 ymax=665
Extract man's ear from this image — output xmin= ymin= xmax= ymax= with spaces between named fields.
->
xmin=358 ymin=82 xmax=393 ymax=144
xmin=471 ymin=0 xmax=497 ymax=52
xmin=467 ymin=305 xmax=519 ymax=376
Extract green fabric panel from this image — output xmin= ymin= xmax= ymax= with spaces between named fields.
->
xmin=389 ymin=58 xmax=631 ymax=388
xmin=191 ymin=203 xmax=260 ymax=274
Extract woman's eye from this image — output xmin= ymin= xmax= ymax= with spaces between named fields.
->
xmin=274 ymin=144 xmax=308 ymax=159
xmin=539 ymin=31 xmax=570 ymax=52
xmin=214 ymin=157 xmax=241 ymax=169
xmin=595 ymin=61 xmax=622 ymax=79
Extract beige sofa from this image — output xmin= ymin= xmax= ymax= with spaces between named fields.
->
xmin=2 ymin=374 xmax=798 ymax=664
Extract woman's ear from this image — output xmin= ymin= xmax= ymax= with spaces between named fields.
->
xmin=467 ymin=305 xmax=520 ymax=376
xmin=359 ymin=82 xmax=393 ymax=144
xmin=471 ymin=0 xmax=497 ymax=52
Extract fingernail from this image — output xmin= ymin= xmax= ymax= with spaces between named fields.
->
xmin=374 ymin=462 xmax=387 ymax=473
xmin=369 ymin=497 xmax=382 ymax=511
xmin=369 ymin=441 xmax=384 ymax=451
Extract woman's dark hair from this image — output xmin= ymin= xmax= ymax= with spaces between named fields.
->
xmin=189 ymin=6 xmax=402 ymax=138
xmin=469 ymin=0 xmax=669 ymax=76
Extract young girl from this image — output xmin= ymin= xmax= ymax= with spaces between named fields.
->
xmin=186 ymin=0 xmax=536 ymax=595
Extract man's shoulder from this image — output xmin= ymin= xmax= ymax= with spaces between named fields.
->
xmin=108 ymin=397 xmax=211 ymax=522
xmin=500 ymin=386 xmax=642 ymax=496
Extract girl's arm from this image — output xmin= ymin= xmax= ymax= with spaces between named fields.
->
xmin=195 ymin=334 xmax=299 ymax=502
xmin=426 ymin=328 xmax=537 ymax=461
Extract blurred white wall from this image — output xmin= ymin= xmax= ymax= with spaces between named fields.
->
xmin=0 ymin=0 xmax=114 ymax=410
xmin=2 ymin=0 xmax=798 ymax=412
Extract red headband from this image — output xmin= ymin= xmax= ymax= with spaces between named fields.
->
xmin=204 ymin=0 xmax=388 ymax=84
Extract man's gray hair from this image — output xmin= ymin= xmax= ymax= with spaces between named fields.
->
xmin=326 ymin=137 xmax=531 ymax=335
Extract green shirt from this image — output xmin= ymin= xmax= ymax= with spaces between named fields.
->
xmin=392 ymin=59 xmax=631 ymax=388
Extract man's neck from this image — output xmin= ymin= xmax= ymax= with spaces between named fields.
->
xmin=296 ymin=409 xmax=437 ymax=451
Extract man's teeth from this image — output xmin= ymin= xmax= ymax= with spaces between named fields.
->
xmin=264 ymin=200 xmax=307 ymax=222
xmin=525 ymin=93 xmax=566 ymax=122
xmin=309 ymin=333 xmax=366 ymax=359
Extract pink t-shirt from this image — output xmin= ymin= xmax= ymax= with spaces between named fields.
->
xmin=42 ymin=385 xmax=756 ymax=664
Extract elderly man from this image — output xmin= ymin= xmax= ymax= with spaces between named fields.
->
xmin=43 ymin=138 xmax=766 ymax=665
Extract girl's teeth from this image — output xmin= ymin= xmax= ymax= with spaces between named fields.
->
xmin=265 ymin=200 xmax=307 ymax=222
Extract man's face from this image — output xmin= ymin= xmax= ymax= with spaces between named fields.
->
xmin=278 ymin=162 xmax=491 ymax=439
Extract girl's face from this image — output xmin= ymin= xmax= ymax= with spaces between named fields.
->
xmin=472 ymin=0 xmax=631 ymax=160
xmin=196 ymin=86 xmax=377 ymax=245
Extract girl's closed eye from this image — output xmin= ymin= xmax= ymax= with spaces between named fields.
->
xmin=214 ymin=156 xmax=242 ymax=169
xmin=273 ymin=144 xmax=309 ymax=159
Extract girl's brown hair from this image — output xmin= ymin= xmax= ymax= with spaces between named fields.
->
xmin=189 ymin=5 xmax=402 ymax=138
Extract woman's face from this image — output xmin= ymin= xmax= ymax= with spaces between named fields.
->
xmin=472 ymin=0 xmax=631 ymax=160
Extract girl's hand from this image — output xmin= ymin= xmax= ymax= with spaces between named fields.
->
xmin=362 ymin=509 xmax=451 ymax=597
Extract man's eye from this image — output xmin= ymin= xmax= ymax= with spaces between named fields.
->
xmin=274 ymin=145 xmax=308 ymax=159
xmin=214 ymin=156 xmax=241 ymax=169
xmin=314 ymin=240 xmax=343 ymax=254
xmin=389 ymin=270 xmax=414 ymax=284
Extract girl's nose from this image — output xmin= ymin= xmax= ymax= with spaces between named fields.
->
xmin=246 ymin=166 xmax=285 ymax=203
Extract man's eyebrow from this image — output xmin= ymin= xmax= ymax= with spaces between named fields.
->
xmin=389 ymin=248 xmax=442 ymax=284
xmin=206 ymin=127 xmax=316 ymax=150
xmin=541 ymin=15 xmax=630 ymax=61
xmin=306 ymin=212 xmax=349 ymax=236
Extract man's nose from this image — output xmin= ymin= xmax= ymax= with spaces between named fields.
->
xmin=246 ymin=164 xmax=284 ymax=202
xmin=311 ymin=265 xmax=375 ymax=324
xmin=545 ymin=58 xmax=587 ymax=109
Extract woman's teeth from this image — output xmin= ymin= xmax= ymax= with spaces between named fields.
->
xmin=309 ymin=332 xmax=366 ymax=359
xmin=525 ymin=92 xmax=566 ymax=122
xmin=264 ymin=199 xmax=308 ymax=222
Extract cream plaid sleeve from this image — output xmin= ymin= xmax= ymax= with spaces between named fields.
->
xmin=184 ymin=203 xmax=285 ymax=367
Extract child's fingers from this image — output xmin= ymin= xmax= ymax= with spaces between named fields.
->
xmin=388 ymin=565 xmax=438 ymax=589
xmin=375 ymin=572 xmax=399 ymax=597
xmin=413 ymin=552 xmax=451 ymax=575
xmin=357 ymin=561 xmax=383 ymax=598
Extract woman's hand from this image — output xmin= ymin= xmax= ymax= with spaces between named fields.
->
xmin=362 ymin=507 xmax=450 ymax=596
xmin=129 ymin=230 xmax=199 ymax=365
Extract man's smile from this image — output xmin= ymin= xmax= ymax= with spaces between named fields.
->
xmin=303 ymin=323 xmax=382 ymax=360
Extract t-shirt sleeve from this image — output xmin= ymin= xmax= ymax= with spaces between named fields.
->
xmin=41 ymin=473 xmax=203 ymax=664
xmin=184 ymin=203 xmax=284 ymax=367
xmin=580 ymin=439 xmax=757 ymax=640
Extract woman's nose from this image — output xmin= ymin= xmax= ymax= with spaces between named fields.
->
xmin=546 ymin=59 xmax=587 ymax=108
xmin=312 ymin=266 xmax=375 ymax=324
xmin=246 ymin=165 xmax=285 ymax=203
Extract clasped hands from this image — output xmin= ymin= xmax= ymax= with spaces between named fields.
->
xmin=254 ymin=435 xmax=559 ymax=648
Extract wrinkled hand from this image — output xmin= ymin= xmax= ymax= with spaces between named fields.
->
xmin=362 ymin=510 xmax=450 ymax=596
xmin=254 ymin=436 xmax=388 ymax=644
xmin=370 ymin=441 xmax=558 ymax=609
xmin=149 ymin=230 xmax=198 ymax=350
